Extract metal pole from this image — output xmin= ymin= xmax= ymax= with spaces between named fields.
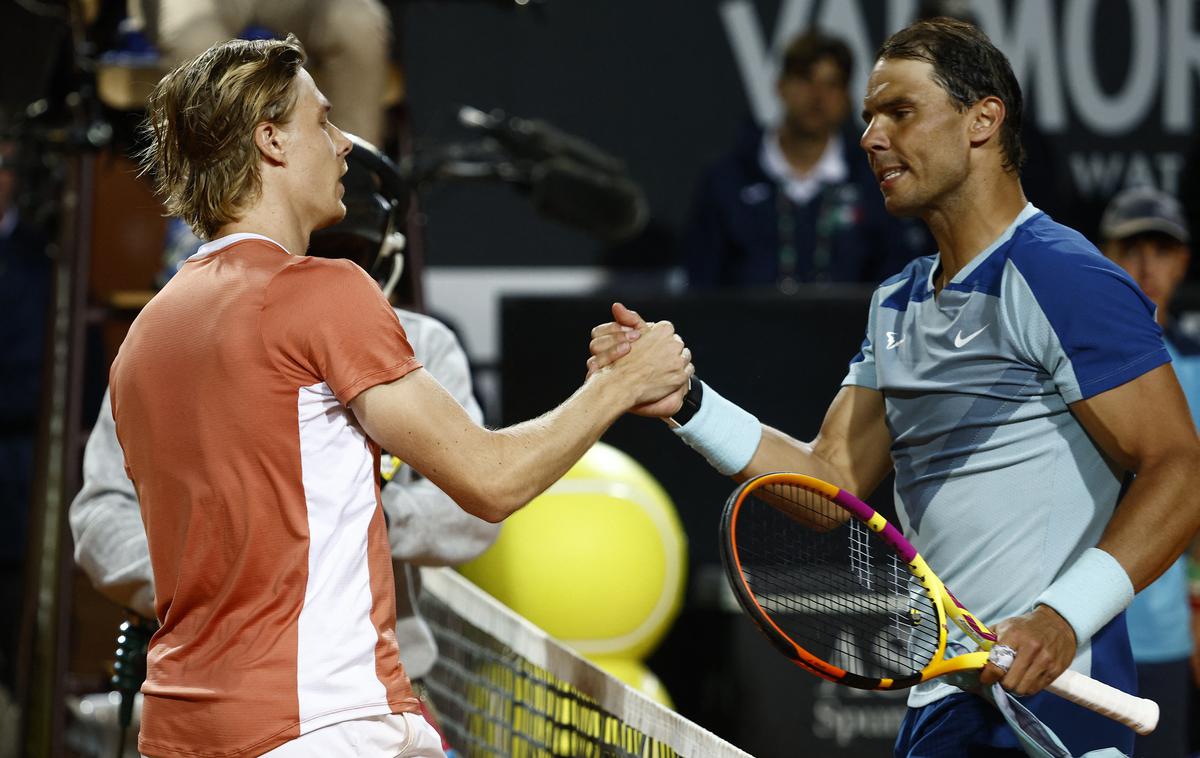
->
xmin=20 ymin=149 xmax=92 ymax=758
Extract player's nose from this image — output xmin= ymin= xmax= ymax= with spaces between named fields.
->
xmin=332 ymin=125 xmax=353 ymax=158
xmin=860 ymin=118 xmax=889 ymax=154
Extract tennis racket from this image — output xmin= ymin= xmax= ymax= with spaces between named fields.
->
xmin=719 ymin=472 xmax=1159 ymax=735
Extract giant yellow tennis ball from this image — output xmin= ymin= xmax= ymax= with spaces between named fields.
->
xmin=459 ymin=442 xmax=686 ymax=660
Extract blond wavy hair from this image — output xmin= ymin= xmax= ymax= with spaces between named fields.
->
xmin=140 ymin=35 xmax=307 ymax=239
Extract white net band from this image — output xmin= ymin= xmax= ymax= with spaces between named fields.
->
xmin=418 ymin=567 xmax=751 ymax=758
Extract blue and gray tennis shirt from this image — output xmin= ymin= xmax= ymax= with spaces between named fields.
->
xmin=842 ymin=204 xmax=1169 ymax=712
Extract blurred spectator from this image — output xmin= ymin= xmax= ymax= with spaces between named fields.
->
xmin=1098 ymin=186 xmax=1200 ymax=758
xmin=0 ymin=141 xmax=50 ymax=701
xmin=683 ymin=29 xmax=928 ymax=291
xmin=143 ymin=0 xmax=390 ymax=144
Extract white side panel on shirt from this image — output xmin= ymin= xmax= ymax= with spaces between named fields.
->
xmin=295 ymin=381 xmax=388 ymax=730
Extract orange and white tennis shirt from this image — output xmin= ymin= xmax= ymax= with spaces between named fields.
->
xmin=110 ymin=234 xmax=424 ymax=757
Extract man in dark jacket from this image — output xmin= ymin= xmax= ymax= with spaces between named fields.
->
xmin=684 ymin=30 xmax=929 ymax=290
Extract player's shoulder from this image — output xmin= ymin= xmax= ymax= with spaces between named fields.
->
xmin=281 ymin=253 xmax=367 ymax=276
xmin=1003 ymin=211 xmax=1124 ymax=287
xmin=273 ymin=255 xmax=379 ymax=289
xmin=998 ymin=212 xmax=1158 ymax=348
xmin=264 ymin=256 xmax=386 ymax=317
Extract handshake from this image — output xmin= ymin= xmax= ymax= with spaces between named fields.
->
xmin=585 ymin=302 xmax=694 ymax=420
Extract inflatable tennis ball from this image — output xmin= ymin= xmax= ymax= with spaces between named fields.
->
xmin=588 ymin=656 xmax=674 ymax=709
xmin=459 ymin=442 xmax=686 ymax=660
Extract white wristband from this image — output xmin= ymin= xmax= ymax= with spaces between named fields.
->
xmin=1034 ymin=548 xmax=1134 ymax=646
xmin=673 ymin=381 xmax=762 ymax=476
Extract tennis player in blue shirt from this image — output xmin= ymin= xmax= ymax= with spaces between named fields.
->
xmin=589 ymin=17 xmax=1200 ymax=757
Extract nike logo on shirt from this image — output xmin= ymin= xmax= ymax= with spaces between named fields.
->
xmin=954 ymin=325 xmax=989 ymax=348
xmin=886 ymin=332 xmax=905 ymax=349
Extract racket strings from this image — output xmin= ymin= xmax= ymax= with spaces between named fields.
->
xmin=737 ymin=484 xmax=941 ymax=680
xmin=849 ymin=519 xmax=874 ymax=591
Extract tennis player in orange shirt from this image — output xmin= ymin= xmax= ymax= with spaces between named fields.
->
xmin=112 ymin=34 xmax=692 ymax=758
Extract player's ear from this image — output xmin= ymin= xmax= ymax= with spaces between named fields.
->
xmin=254 ymin=121 xmax=288 ymax=166
xmin=968 ymin=96 xmax=1005 ymax=149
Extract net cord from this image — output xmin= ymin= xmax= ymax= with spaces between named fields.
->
xmin=420 ymin=567 xmax=753 ymax=758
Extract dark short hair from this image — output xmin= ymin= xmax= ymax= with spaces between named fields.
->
xmin=877 ymin=17 xmax=1025 ymax=173
xmin=781 ymin=30 xmax=853 ymax=85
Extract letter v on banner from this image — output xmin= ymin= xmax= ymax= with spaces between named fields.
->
xmin=719 ymin=0 xmax=816 ymax=126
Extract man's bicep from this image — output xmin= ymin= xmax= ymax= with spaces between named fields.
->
xmin=419 ymin=325 xmax=484 ymax=424
xmin=813 ymin=385 xmax=894 ymax=495
xmin=1070 ymin=363 xmax=1197 ymax=470
xmin=1068 ymin=361 xmax=1200 ymax=592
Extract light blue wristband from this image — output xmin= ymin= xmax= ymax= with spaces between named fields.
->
xmin=1034 ymin=548 xmax=1134 ymax=646
xmin=673 ymin=381 xmax=762 ymax=476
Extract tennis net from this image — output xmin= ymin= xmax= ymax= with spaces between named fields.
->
xmin=418 ymin=568 xmax=750 ymax=758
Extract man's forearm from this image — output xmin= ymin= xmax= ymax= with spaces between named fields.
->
xmin=358 ymin=368 xmax=633 ymax=523
xmin=358 ymin=322 xmax=690 ymax=523
xmin=739 ymin=386 xmax=894 ymax=497
xmin=745 ymin=425 xmax=871 ymax=490
xmin=467 ymin=373 xmax=630 ymax=519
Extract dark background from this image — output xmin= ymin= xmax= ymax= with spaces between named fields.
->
xmin=402 ymin=0 xmax=1199 ymax=271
